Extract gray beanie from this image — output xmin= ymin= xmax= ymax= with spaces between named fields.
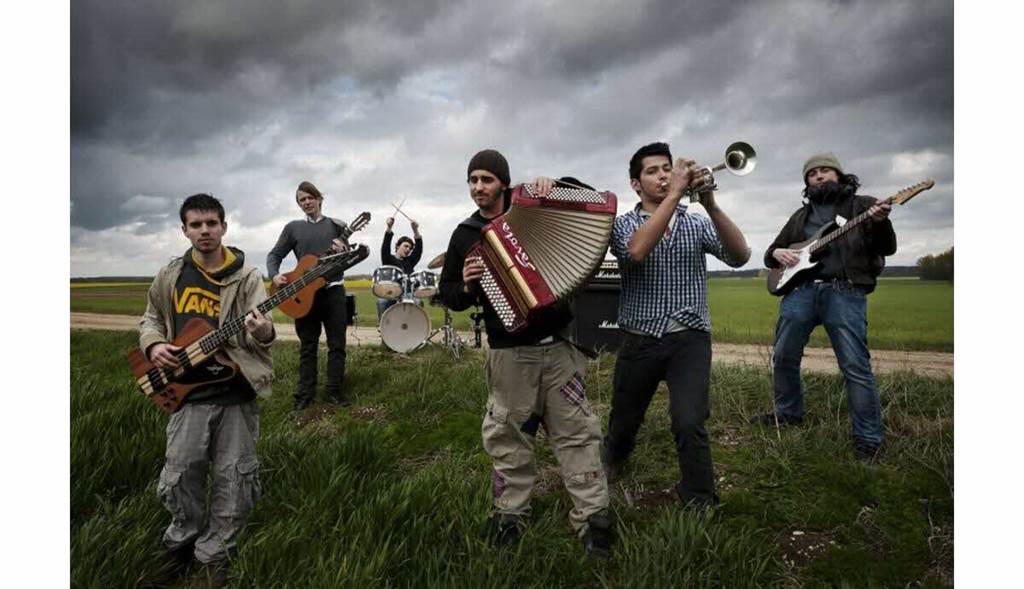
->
xmin=802 ymin=152 xmax=844 ymax=183
xmin=467 ymin=149 xmax=511 ymax=186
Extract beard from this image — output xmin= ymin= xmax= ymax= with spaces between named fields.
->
xmin=805 ymin=180 xmax=852 ymax=204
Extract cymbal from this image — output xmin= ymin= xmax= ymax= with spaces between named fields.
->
xmin=427 ymin=252 xmax=445 ymax=269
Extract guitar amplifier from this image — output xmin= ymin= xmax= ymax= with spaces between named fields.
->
xmin=571 ymin=260 xmax=624 ymax=353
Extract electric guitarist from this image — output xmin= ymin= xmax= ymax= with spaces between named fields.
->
xmin=754 ymin=152 xmax=896 ymax=464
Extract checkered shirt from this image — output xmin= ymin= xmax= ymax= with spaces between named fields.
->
xmin=610 ymin=202 xmax=742 ymax=337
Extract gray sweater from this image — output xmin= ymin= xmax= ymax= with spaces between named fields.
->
xmin=267 ymin=216 xmax=350 ymax=282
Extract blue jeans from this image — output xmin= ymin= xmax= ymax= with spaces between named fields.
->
xmin=772 ymin=282 xmax=883 ymax=446
xmin=376 ymin=297 xmax=397 ymax=319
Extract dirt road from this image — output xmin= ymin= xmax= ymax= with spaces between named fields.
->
xmin=71 ymin=312 xmax=952 ymax=377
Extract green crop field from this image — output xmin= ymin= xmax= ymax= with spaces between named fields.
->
xmin=71 ymin=330 xmax=953 ymax=587
xmin=71 ymin=278 xmax=954 ymax=351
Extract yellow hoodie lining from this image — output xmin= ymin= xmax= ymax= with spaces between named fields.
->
xmin=191 ymin=246 xmax=237 ymax=286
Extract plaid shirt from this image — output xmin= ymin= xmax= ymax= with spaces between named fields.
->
xmin=610 ymin=202 xmax=742 ymax=337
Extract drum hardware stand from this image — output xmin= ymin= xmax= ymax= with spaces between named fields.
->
xmin=470 ymin=310 xmax=484 ymax=348
xmin=424 ymin=306 xmax=466 ymax=359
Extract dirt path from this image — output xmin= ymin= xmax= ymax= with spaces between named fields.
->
xmin=71 ymin=312 xmax=952 ymax=377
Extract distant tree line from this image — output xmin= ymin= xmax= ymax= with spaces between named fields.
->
xmin=917 ymin=247 xmax=953 ymax=281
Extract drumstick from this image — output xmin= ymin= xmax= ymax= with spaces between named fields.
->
xmin=390 ymin=201 xmax=414 ymax=222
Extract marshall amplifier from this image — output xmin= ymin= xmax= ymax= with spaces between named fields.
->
xmin=572 ymin=260 xmax=624 ymax=352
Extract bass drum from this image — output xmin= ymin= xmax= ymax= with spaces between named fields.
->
xmin=379 ymin=301 xmax=431 ymax=353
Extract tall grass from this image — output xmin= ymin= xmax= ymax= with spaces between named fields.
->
xmin=71 ymin=330 xmax=953 ymax=587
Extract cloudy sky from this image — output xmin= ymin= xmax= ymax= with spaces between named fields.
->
xmin=70 ymin=0 xmax=953 ymax=278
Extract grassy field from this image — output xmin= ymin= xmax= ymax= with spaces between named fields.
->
xmin=71 ymin=330 xmax=953 ymax=588
xmin=70 ymin=277 xmax=953 ymax=352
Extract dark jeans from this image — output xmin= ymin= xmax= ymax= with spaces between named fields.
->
xmin=605 ymin=329 xmax=716 ymax=506
xmin=294 ymin=285 xmax=348 ymax=402
xmin=772 ymin=281 xmax=883 ymax=446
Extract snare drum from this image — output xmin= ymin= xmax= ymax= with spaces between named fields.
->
xmin=372 ymin=266 xmax=407 ymax=300
xmin=408 ymin=270 xmax=439 ymax=298
xmin=379 ymin=301 xmax=431 ymax=353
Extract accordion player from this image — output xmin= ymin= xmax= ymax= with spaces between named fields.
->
xmin=467 ymin=181 xmax=618 ymax=333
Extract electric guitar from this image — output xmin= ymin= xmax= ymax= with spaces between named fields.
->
xmin=766 ymin=179 xmax=934 ymax=296
xmin=128 ymin=241 xmax=370 ymax=414
xmin=274 ymin=212 xmax=371 ymax=318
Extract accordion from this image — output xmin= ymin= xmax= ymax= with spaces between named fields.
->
xmin=468 ymin=182 xmax=618 ymax=333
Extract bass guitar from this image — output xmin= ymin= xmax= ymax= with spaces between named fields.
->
xmin=128 ymin=243 xmax=370 ymax=414
xmin=274 ymin=212 xmax=371 ymax=318
xmin=766 ymin=179 xmax=934 ymax=296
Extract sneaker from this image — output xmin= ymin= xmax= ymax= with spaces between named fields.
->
xmin=749 ymin=412 xmax=804 ymax=427
xmin=196 ymin=560 xmax=229 ymax=588
xmin=487 ymin=513 xmax=524 ymax=548
xmin=853 ymin=440 xmax=881 ymax=464
xmin=326 ymin=394 xmax=351 ymax=407
xmin=601 ymin=445 xmax=626 ymax=484
xmin=136 ymin=544 xmax=193 ymax=587
xmin=675 ymin=482 xmax=720 ymax=513
xmin=582 ymin=509 xmax=614 ymax=560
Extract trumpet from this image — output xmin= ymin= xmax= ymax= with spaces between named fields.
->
xmin=661 ymin=141 xmax=757 ymax=202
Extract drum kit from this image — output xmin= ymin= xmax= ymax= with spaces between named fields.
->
xmin=373 ymin=251 xmax=473 ymax=357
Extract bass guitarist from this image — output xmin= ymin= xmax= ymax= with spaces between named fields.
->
xmin=753 ymin=152 xmax=895 ymax=463
xmin=139 ymin=193 xmax=274 ymax=585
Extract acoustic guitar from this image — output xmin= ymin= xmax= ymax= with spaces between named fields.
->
xmin=128 ymin=244 xmax=370 ymax=414
xmin=766 ymin=179 xmax=934 ymax=296
xmin=274 ymin=212 xmax=371 ymax=318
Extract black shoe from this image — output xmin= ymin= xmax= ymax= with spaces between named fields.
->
xmin=675 ymin=482 xmax=720 ymax=513
xmin=487 ymin=513 xmax=524 ymax=548
xmin=293 ymin=397 xmax=313 ymax=411
xmin=326 ymin=394 xmax=351 ymax=407
xmin=854 ymin=440 xmax=881 ymax=464
xmin=136 ymin=544 xmax=193 ymax=587
xmin=749 ymin=412 xmax=804 ymax=427
xmin=601 ymin=444 xmax=626 ymax=484
xmin=196 ymin=560 xmax=229 ymax=588
xmin=582 ymin=509 xmax=614 ymax=560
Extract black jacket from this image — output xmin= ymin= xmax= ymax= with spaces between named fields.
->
xmin=380 ymin=232 xmax=422 ymax=275
xmin=764 ymin=194 xmax=897 ymax=294
xmin=438 ymin=210 xmax=573 ymax=348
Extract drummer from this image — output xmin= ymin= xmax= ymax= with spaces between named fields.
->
xmin=377 ymin=216 xmax=423 ymax=318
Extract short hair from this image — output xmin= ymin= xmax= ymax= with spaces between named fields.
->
xmin=629 ymin=142 xmax=673 ymax=181
xmin=179 ymin=193 xmax=225 ymax=224
xmin=396 ymin=236 xmax=414 ymax=250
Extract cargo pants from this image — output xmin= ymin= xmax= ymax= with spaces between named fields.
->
xmin=157 ymin=400 xmax=261 ymax=564
xmin=483 ymin=341 xmax=609 ymax=536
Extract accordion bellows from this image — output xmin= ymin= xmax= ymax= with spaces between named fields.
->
xmin=469 ymin=183 xmax=617 ymax=333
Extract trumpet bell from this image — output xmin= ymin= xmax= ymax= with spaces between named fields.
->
xmin=723 ymin=141 xmax=756 ymax=176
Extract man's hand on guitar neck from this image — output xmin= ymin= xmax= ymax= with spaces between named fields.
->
xmin=867 ymin=203 xmax=892 ymax=222
xmin=773 ymin=248 xmax=800 ymax=268
xmin=244 ymin=308 xmax=274 ymax=343
xmin=148 ymin=342 xmax=183 ymax=369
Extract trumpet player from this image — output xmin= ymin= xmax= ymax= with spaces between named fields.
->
xmin=603 ymin=142 xmax=750 ymax=509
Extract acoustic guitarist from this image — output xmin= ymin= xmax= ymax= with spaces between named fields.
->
xmin=267 ymin=180 xmax=353 ymax=410
xmin=139 ymin=193 xmax=274 ymax=585
xmin=754 ymin=152 xmax=895 ymax=463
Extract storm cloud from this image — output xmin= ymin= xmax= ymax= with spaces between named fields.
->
xmin=71 ymin=0 xmax=953 ymax=277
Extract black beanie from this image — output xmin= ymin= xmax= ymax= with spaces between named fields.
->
xmin=296 ymin=180 xmax=323 ymax=200
xmin=467 ymin=149 xmax=511 ymax=186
